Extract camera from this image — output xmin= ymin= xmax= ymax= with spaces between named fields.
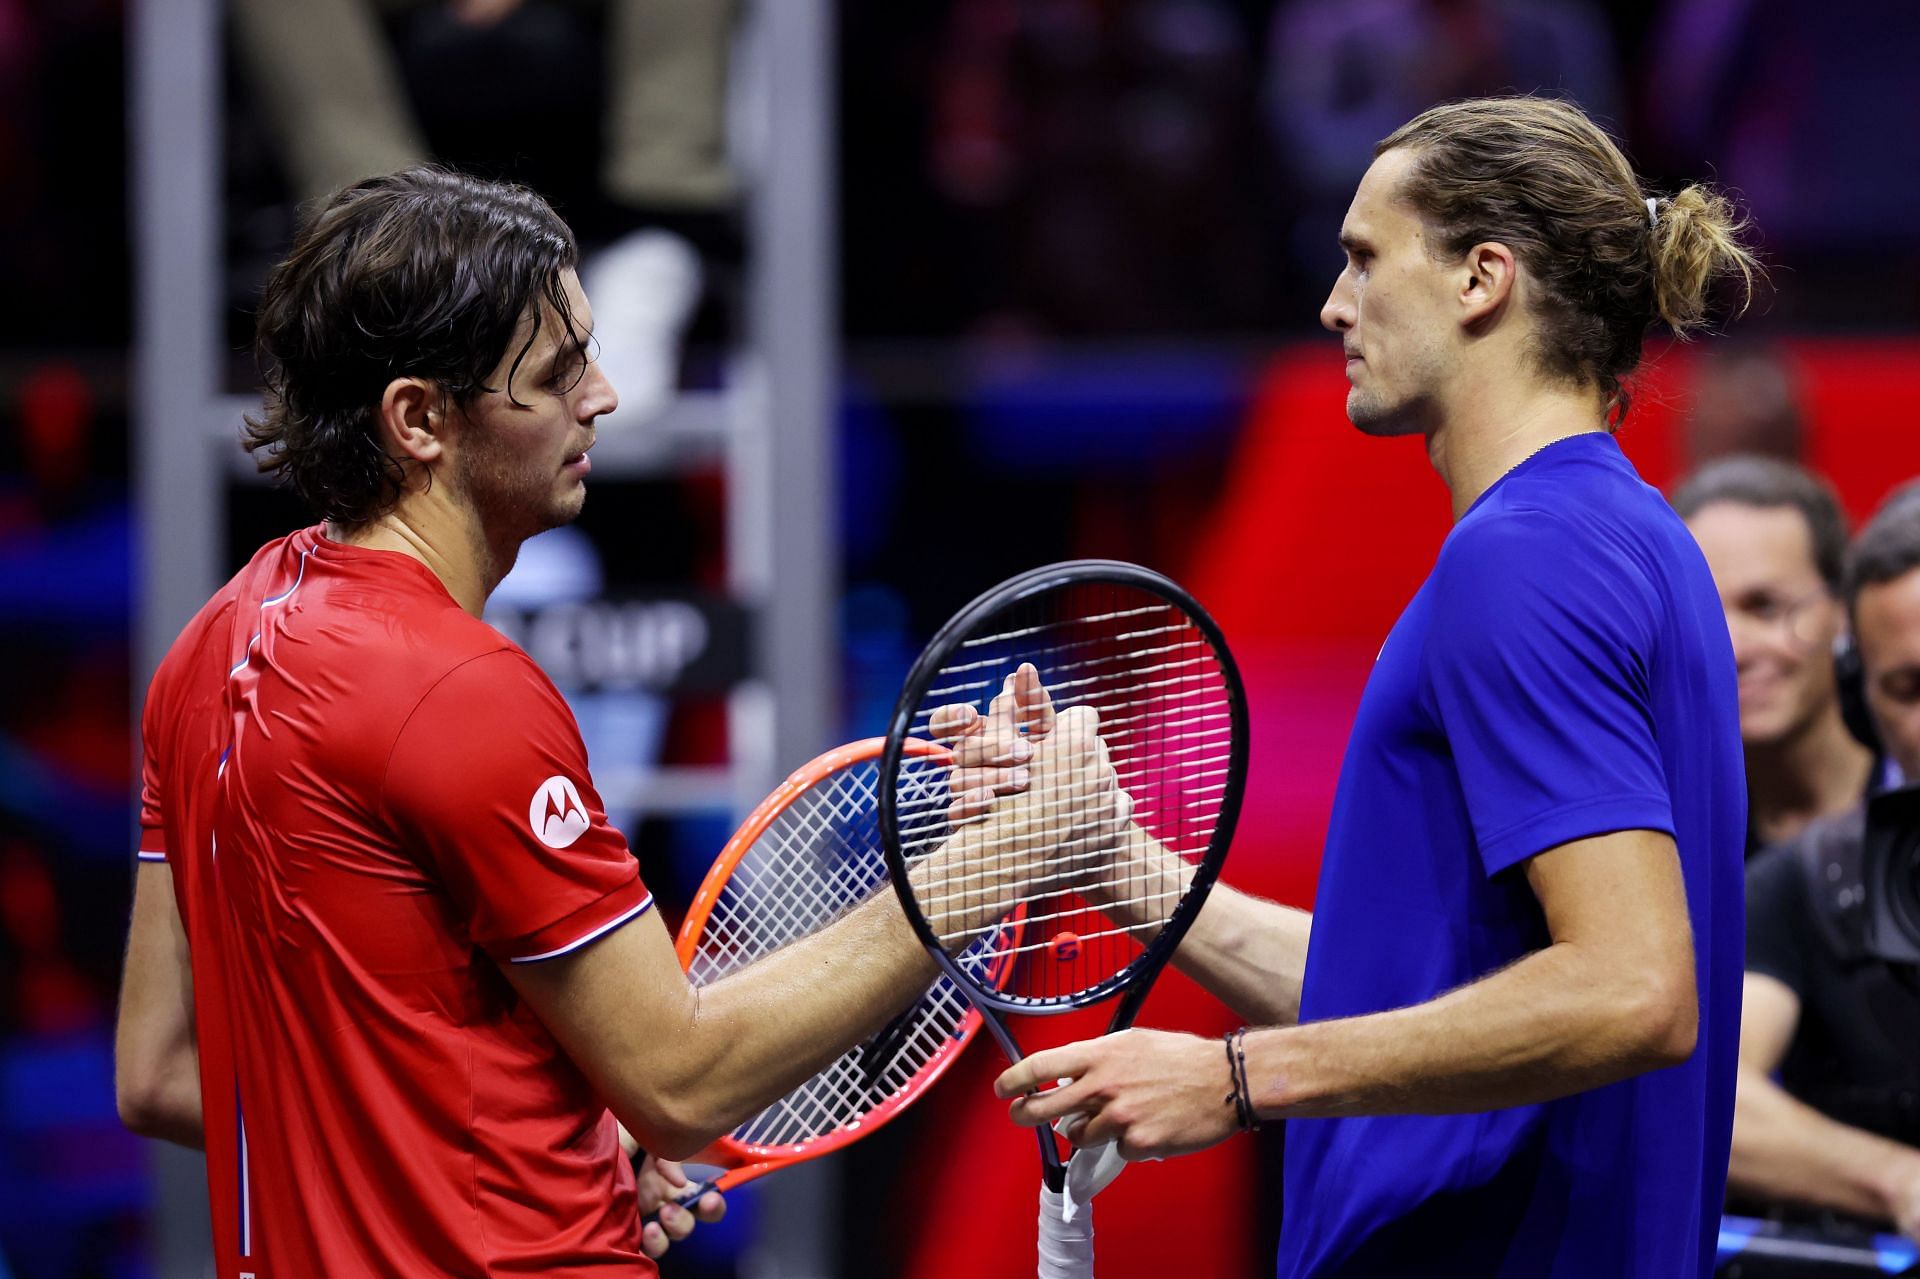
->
xmin=1862 ymin=783 xmax=1920 ymax=966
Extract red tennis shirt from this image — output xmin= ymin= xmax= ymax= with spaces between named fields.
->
xmin=138 ymin=525 xmax=656 ymax=1277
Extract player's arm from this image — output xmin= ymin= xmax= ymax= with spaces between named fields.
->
xmin=507 ymin=711 xmax=1121 ymax=1163
xmin=1728 ymin=973 xmax=1920 ymax=1236
xmin=1082 ymin=825 xmax=1312 ymax=1025
xmin=1170 ymin=884 xmax=1312 ymax=1026
xmin=1002 ymin=827 xmax=1695 ymax=1155
xmin=113 ymin=862 xmax=204 ymax=1149
xmin=1240 ymin=826 xmax=1694 ymax=1115
xmin=947 ymin=669 xmax=1314 ymax=1026
xmin=505 ymin=887 xmax=935 ymax=1162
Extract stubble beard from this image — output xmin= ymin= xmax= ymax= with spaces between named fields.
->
xmin=456 ymin=442 xmax=584 ymax=552
xmin=1346 ymin=384 xmax=1430 ymax=438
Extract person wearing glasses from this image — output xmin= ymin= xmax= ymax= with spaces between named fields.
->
xmin=1674 ymin=456 xmax=1877 ymax=856
xmin=1709 ymin=485 xmax=1920 ymax=1241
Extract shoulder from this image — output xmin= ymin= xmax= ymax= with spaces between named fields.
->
xmin=394 ymin=643 xmax=569 ymax=743
xmin=146 ymin=530 xmax=313 ymax=710
xmin=1430 ymin=500 xmax=1659 ymax=641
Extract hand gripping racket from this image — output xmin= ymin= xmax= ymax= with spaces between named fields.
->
xmin=651 ymin=736 xmax=1022 ymax=1213
xmin=879 ymin=560 xmax=1247 ymax=1278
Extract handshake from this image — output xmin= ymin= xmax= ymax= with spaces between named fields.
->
xmin=906 ymin=663 xmax=1138 ymax=949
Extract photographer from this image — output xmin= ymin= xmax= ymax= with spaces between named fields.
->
xmin=1728 ymin=485 xmax=1920 ymax=1240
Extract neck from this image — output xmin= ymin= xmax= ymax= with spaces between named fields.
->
xmin=1745 ymin=707 xmax=1874 ymax=845
xmin=1426 ymin=375 xmax=1609 ymax=520
xmin=330 ymin=493 xmax=518 ymax=618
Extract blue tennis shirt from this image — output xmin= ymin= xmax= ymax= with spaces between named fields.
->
xmin=1277 ymin=433 xmax=1746 ymax=1278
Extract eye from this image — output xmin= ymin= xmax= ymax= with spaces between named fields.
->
xmin=1883 ymin=671 xmax=1920 ymax=704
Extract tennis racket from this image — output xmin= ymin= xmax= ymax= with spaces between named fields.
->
xmin=879 ymin=560 xmax=1247 ymax=1278
xmin=647 ymin=736 xmax=1021 ymax=1216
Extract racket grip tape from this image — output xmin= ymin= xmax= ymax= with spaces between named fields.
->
xmin=641 ymin=1176 xmax=720 ymax=1228
xmin=1037 ymin=1182 xmax=1095 ymax=1279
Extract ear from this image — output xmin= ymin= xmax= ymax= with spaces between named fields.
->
xmin=374 ymin=378 xmax=445 ymax=465
xmin=1459 ymin=241 xmax=1518 ymax=329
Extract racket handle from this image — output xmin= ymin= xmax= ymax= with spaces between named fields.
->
xmin=641 ymin=1176 xmax=720 ymax=1228
xmin=1036 ymin=1182 xmax=1095 ymax=1279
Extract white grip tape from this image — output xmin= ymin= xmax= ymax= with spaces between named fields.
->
xmin=1052 ymin=1099 xmax=1127 ymax=1222
xmin=1037 ymin=1183 xmax=1095 ymax=1279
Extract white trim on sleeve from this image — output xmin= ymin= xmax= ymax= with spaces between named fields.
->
xmin=508 ymin=894 xmax=655 ymax=964
xmin=136 ymin=851 xmax=169 ymax=863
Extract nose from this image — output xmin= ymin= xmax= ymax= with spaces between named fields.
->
xmin=578 ymin=355 xmax=619 ymax=422
xmin=1321 ymin=270 xmax=1354 ymax=333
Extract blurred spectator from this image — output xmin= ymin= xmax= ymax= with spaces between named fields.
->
xmin=229 ymin=0 xmax=736 ymax=421
xmin=1682 ymin=342 xmax=1805 ymax=469
xmin=920 ymin=0 xmax=1274 ymax=337
xmin=1728 ymin=487 xmax=1920 ymax=1242
xmin=1261 ymin=0 xmax=1620 ymax=281
xmin=1849 ymin=482 xmax=1920 ymax=790
xmin=1673 ymin=457 xmax=1875 ymax=854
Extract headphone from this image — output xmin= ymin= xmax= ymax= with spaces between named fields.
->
xmin=1836 ymin=634 xmax=1884 ymax=755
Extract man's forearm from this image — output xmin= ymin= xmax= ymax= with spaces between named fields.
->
xmin=116 ymin=863 xmax=206 ymax=1149
xmin=1172 ymin=885 xmax=1312 ymax=1026
xmin=1730 ymin=1067 xmax=1920 ymax=1226
xmin=686 ymin=810 xmax=1071 ymax=1129
xmin=1244 ymin=937 xmax=1693 ymax=1119
xmin=670 ymin=892 xmax=940 ymax=1142
xmin=1093 ymin=827 xmax=1311 ymax=1025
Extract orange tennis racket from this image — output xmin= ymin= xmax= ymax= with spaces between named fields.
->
xmin=653 ymin=736 xmax=1021 ymax=1207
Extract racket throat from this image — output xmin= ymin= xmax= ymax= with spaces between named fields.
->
xmin=1038 ymin=1127 xmax=1068 ymax=1193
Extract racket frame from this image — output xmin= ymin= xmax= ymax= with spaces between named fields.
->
xmin=877 ymin=559 xmax=1249 ymax=1188
xmin=672 ymin=735 xmax=978 ymax=1185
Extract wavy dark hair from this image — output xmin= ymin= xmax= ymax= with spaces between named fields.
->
xmin=1376 ymin=97 xmax=1763 ymax=425
xmin=244 ymin=166 xmax=582 ymax=527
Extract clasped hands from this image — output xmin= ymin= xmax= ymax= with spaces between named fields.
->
xmin=931 ymin=662 xmax=1132 ymax=883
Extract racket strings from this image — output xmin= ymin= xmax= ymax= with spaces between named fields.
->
xmin=734 ymin=981 xmax=975 ymax=1150
xmin=686 ymin=757 xmax=996 ymax=1154
xmin=936 ymin=652 xmax=1222 ymax=706
xmin=895 ymin=585 xmax=1235 ymax=1005
xmin=951 ymin=602 xmax=1168 ymax=648
xmin=929 ymin=626 xmax=1202 ymax=687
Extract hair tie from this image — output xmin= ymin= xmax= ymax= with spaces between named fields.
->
xmin=1645 ymin=196 xmax=1660 ymax=230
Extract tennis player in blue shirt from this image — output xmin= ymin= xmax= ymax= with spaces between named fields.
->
xmin=997 ymin=96 xmax=1759 ymax=1277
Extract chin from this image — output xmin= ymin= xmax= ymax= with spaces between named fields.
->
xmin=537 ymin=487 xmax=588 ymax=532
xmin=1347 ymin=391 xmax=1426 ymax=439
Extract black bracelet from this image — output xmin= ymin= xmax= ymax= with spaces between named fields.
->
xmin=1224 ymin=1027 xmax=1259 ymax=1131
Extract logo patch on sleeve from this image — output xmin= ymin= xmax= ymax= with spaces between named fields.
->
xmin=528 ymin=775 xmax=592 ymax=849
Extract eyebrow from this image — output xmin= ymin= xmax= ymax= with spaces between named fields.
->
xmin=1338 ymin=232 xmax=1371 ymax=255
xmin=547 ymin=326 xmax=594 ymax=370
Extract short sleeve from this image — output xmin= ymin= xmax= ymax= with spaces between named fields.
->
xmin=383 ymin=650 xmax=650 ymax=962
xmin=137 ymin=671 xmax=169 ymax=863
xmin=1426 ymin=510 xmax=1675 ymax=877
xmin=1744 ymin=842 xmax=1811 ymax=998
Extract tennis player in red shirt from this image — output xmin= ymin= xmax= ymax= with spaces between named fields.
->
xmin=113 ymin=166 xmax=1114 ymax=1277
